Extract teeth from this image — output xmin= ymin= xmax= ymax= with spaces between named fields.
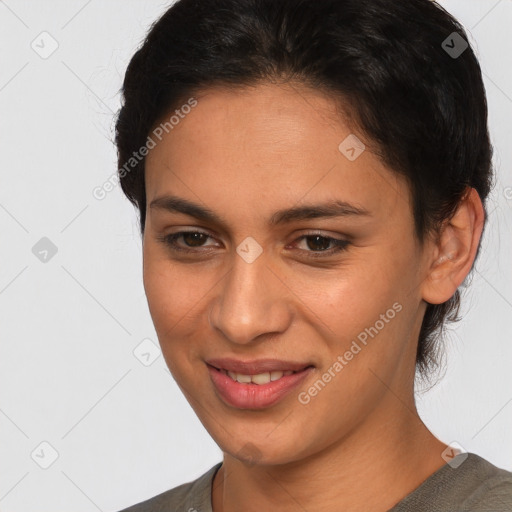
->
xmin=236 ymin=373 xmax=252 ymax=383
xmin=223 ymin=369 xmax=296 ymax=384
xmin=252 ymin=372 xmax=272 ymax=384
xmin=270 ymin=370 xmax=284 ymax=381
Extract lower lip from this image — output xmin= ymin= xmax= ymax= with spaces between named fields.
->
xmin=207 ymin=364 xmax=314 ymax=410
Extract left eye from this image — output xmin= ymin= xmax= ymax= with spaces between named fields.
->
xmin=158 ymin=231 xmax=350 ymax=256
xmin=293 ymin=234 xmax=350 ymax=254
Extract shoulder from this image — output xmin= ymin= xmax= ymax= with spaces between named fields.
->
xmin=457 ymin=454 xmax=512 ymax=510
xmin=391 ymin=453 xmax=512 ymax=511
xmin=116 ymin=462 xmax=222 ymax=512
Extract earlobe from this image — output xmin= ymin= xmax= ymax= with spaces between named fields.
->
xmin=421 ymin=188 xmax=485 ymax=305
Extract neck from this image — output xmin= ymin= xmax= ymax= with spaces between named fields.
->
xmin=212 ymin=391 xmax=448 ymax=512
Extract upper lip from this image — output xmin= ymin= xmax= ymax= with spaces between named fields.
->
xmin=206 ymin=358 xmax=313 ymax=374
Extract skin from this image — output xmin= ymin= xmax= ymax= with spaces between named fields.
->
xmin=142 ymin=82 xmax=485 ymax=512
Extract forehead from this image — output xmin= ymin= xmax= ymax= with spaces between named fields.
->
xmin=144 ymin=83 xmax=410 ymax=224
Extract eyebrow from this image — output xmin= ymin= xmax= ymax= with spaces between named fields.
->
xmin=149 ymin=194 xmax=372 ymax=226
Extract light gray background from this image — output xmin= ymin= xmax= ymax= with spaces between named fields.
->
xmin=0 ymin=1 xmax=511 ymax=511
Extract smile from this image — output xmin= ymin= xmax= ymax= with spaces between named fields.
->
xmin=206 ymin=359 xmax=314 ymax=409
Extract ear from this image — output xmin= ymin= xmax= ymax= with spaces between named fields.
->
xmin=421 ymin=187 xmax=485 ymax=305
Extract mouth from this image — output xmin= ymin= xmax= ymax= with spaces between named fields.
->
xmin=206 ymin=358 xmax=313 ymax=383
xmin=205 ymin=358 xmax=315 ymax=409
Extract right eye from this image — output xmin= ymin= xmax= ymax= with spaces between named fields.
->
xmin=157 ymin=230 xmax=219 ymax=253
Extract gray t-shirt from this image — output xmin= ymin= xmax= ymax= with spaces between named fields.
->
xmin=118 ymin=453 xmax=512 ymax=511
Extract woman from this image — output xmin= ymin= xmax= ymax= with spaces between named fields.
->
xmin=115 ymin=0 xmax=512 ymax=510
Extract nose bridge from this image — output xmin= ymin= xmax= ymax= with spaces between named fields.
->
xmin=209 ymin=250 xmax=290 ymax=344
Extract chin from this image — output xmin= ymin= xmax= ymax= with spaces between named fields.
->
xmin=215 ymin=431 xmax=309 ymax=467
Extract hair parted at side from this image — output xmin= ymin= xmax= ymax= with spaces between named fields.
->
xmin=114 ymin=0 xmax=493 ymax=378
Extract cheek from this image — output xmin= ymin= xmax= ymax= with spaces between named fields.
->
xmin=291 ymin=270 xmax=412 ymax=442
xmin=143 ymin=241 xmax=207 ymax=321
xmin=299 ymin=256 xmax=410 ymax=336
xmin=142 ymin=249 xmax=208 ymax=361
xmin=295 ymin=252 xmax=416 ymax=388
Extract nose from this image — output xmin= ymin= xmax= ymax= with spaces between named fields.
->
xmin=208 ymin=250 xmax=293 ymax=345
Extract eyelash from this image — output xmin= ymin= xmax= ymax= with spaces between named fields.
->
xmin=157 ymin=230 xmax=350 ymax=258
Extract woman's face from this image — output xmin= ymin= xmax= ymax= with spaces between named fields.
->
xmin=143 ymin=83 xmax=432 ymax=465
